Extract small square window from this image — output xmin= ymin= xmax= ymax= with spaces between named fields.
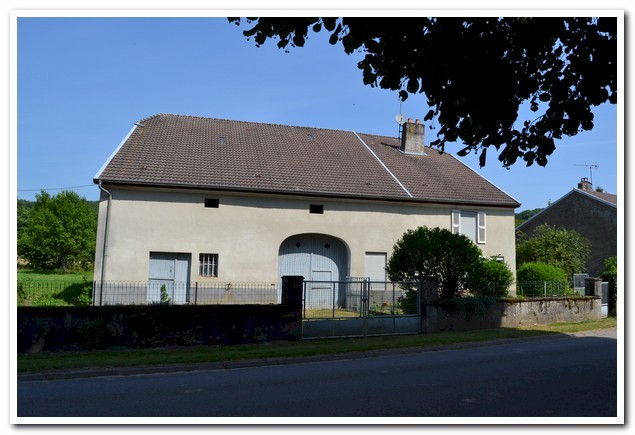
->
xmin=309 ymin=204 xmax=324 ymax=214
xmin=199 ymin=253 xmax=218 ymax=277
xmin=204 ymin=198 xmax=219 ymax=208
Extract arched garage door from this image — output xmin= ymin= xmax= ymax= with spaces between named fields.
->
xmin=278 ymin=234 xmax=348 ymax=308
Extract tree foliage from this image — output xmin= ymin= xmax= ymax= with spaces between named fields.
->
xmin=516 ymin=224 xmax=591 ymax=279
xmin=228 ymin=17 xmax=617 ymax=168
xmin=17 ymin=199 xmax=34 ymax=244
xmin=514 ymin=207 xmax=543 ymax=227
xmin=466 ymin=259 xmax=514 ymax=297
xmin=17 ymin=191 xmax=97 ymax=271
xmin=386 ymin=226 xmax=483 ymax=300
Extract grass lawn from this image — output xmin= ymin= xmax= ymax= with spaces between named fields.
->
xmin=18 ymin=270 xmax=94 ymax=281
xmin=17 ymin=270 xmax=93 ymax=307
xmin=17 ymin=317 xmax=616 ymax=374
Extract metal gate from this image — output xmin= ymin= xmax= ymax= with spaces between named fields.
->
xmin=301 ymin=279 xmax=421 ymax=339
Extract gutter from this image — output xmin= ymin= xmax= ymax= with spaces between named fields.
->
xmin=95 ymin=178 xmax=521 ymax=209
xmin=96 ymin=181 xmax=112 ymax=306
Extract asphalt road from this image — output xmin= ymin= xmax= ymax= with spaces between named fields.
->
xmin=17 ymin=329 xmax=618 ymax=419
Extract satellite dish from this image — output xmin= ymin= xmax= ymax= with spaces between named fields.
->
xmin=395 ymin=114 xmax=406 ymax=125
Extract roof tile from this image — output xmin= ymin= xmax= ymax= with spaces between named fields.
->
xmin=97 ymin=114 xmax=519 ymax=207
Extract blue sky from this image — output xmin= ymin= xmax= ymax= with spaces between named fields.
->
xmin=16 ymin=15 xmax=620 ymax=211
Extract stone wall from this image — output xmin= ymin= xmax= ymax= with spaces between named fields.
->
xmin=422 ymin=296 xmax=601 ymax=332
xmin=17 ymin=304 xmax=303 ymax=353
xmin=17 ymin=276 xmax=305 ymax=354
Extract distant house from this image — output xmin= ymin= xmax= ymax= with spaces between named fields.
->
xmin=92 ymin=114 xmax=520 ymax=305
xmin=516 ymin=178 xmax=617 ymax=277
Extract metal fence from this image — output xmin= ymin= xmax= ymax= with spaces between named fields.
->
xmin=516 ymin=281 xmax=570 ymax=297
xmin=92 ymin=281 xmax=279 ymax=306
xmin=302 ymin=280 xmax=419 ymax=319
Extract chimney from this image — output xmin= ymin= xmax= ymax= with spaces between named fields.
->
xmin=400 ymin=118 xmax=425 ymax=155
xmin=578 ymin=177 xmax=593 ymax=191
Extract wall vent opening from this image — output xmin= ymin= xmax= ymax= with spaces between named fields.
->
xmin=205 ymin=198 xmax=220 ymax=208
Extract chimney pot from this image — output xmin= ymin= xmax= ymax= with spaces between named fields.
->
xmin=578 ymin=177 xmax=593 ymax=191
xmin=400 ymin=116 xmax=425 ymax=155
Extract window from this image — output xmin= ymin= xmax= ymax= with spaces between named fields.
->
xmin=204 ymin=198 xmax=219 ymax=208
xmin=452 ymin=210 xmax=486 ymax=244
xmin=309 ymin=204 xmax=324 ymax=214
xmin=199 ymin=253 xmax=218 ymax=277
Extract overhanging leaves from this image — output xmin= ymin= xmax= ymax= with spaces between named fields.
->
xmin=229 ymin=17 xmax=617 ymax=168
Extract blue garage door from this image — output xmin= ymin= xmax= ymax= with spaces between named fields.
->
xmin=278 ymin=234 xmax=348 ymax=308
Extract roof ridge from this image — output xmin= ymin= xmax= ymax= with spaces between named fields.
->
xmin=136 ymin=113 xmax=402 ymax=139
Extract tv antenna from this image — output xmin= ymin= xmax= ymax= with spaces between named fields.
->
xmin=574 ymin=163 xmax=599 ymax=184
xmin=395 ymin=97 xmax=406 ymax=137
xmin=395 ymin=113 xmax=406 ymax=138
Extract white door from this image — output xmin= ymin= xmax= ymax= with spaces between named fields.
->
xmin=365 ymin=252 xmax=387 ymax=290
xmin=148 ymin=252 xmax=191 ymax=304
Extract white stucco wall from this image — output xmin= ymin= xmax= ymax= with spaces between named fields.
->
xmin=94 ymin=186 xmax=517 ymax=291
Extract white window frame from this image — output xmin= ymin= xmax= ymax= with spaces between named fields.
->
xmin=198 ymin=253 xmax=219 ymax=277
xmin=477 ymin=211 xmax=486 ymax=244
xmin=451 ymin=210 xmax=461 ymax=235
xmin=451 ymin=210 xmax=486 ymax=244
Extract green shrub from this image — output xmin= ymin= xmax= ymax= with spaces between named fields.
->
xmin=160 ymin=284 xmax=171 ymax=305
xmin=516 ymin=261 xmax=567 ymax=282
xmin=467 ymin=259 xmax=514 ymax=297
xmin=386 ymin=226 xmax=483 ymax=300
xmin=516 ymin=262 xmax=569 ymax=296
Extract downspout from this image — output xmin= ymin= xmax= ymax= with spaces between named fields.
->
xmin=97 ymin=181 xmax=112 ymax=306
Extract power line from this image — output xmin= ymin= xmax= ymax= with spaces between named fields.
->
xmin=17 ymin=184 xmax=95 ymax=192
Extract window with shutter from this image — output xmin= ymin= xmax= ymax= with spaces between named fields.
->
xmin=451 ymin=210 xmax=461 ymax=235
xmin=477 ymin=212 xmax=486 ymax=244
xmin=451 ymin=210 xmax=486 ymax=244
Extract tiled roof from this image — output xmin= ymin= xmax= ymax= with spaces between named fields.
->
xmin=95 ymin=114 xmax=520 ymax=207
xmin=576 ymin=189 xmax=618 ymax=206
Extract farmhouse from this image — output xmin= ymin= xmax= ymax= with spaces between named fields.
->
xmin=516 ymin=177 xmax=617 ymax=277
xmin=93 ymin=113 xmax=520 ymax=305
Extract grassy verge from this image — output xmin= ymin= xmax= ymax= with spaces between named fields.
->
xmin=17 ymin=317 xmax=616 ymax=374
xmin=17 ymin=270 xmax=93 ymax=307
